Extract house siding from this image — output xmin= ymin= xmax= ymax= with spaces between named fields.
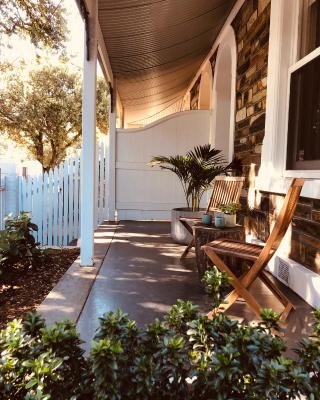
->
xmin=231 ymin=0 xmax=320 ymax=274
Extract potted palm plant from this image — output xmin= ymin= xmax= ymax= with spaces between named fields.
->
xmin=150 ymin=144 xmax=228 ymax=243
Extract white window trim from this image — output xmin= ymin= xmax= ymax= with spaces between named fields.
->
xmin=257 ymin=0 xmax=320 ymax=198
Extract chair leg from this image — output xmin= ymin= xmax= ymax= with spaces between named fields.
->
xmin=203 ymin=246 xmax=263 ymax=319
xmin=180 ymin=238 xmax=195 ymax=260
xmin=207 ymin=289 xmax=239 ymax=319
xmin=260 ymin=271 xmax=293 ymax=307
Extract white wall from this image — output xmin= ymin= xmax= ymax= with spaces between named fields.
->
xmin=116 ymin=110 xmax=211 ymax=220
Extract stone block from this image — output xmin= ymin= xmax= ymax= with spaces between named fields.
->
xmin=252 ymin=88 xmax=267 ymax=103
xmin=247 ymin=11 xmax=258 ymax=31
xmin=258 ymin=0 xmax=270 ymax=15
xmin=312 ymin=210 xmax=320 ymax=223
xmin=247 ymin=105 xmax=254 ymax=116
xmin=250 ymin=113 xmax=266 ymax=133
xmin=236 ymin=107 xmax=247 ymax=122
xmin=295 ymin=203 xmax=312 ymax=219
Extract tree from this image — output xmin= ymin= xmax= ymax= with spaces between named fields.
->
xmin=0 ymin=65 xmax=110 ymax=172
xmin=0 ymin=0 xmax=67 ymax=51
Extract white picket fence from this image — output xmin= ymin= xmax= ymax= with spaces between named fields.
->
xmin=18 ymin=137 xmax=109 ymax=246
xmin=0 ymin=181 xmax=5 ymax=230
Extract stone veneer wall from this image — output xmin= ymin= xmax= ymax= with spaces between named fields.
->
xmin=230 ymin=0 xmax=320 ymax=274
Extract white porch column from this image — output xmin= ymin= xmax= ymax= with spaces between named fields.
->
xmin=80 ymin=0 xmax=98 ymax=267
xmin=258 ymin=0 xmax=299 ymax=186
xmin=108 ymin=84 xmax=116 ymax=221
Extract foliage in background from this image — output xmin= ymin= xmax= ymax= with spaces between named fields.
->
xmin=0 ymin=269 xmax=319 ymax=399
xmin=0 ymin=0 xmax=67 ymax=52
xmin=0 ymin=65 xmax=110 ymax=172
xmin=0 ymin=212 xmax=38 ymax=271
xmin=150 ymin=144 xmax=228 ymax=211
xmin=218 ymin=202 xmax=241 ymax=215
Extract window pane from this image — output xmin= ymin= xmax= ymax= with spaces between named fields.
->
xmin=301 ymin=0 xmax=320 ymax=57
xmin=287 ymin=54 xmax=320 ymax=170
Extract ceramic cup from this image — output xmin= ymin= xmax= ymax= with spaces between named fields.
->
xmin=202 ymin=214 xmax=213 ymax=225
xmin=214 ymin=215 xmax=225 ymax=228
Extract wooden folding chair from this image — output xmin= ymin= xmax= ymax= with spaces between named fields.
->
xmin=202 ymin=178 xmax=304 ymax=322
xmin=180 ymin=176 xmax=244 ymax=259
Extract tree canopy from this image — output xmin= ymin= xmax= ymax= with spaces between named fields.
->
xmin=0 ymin=65 xmax=110 ymax=172
xmin=0 ymin=0 xmax=67 ymax=51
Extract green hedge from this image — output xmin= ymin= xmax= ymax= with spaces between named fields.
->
xmin=0 ymin=302 xmax=319 ymax=399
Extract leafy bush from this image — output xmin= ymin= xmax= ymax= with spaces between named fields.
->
xmin=0 ymin=212 xmax=38 ymax=270
xmin=0 ymin=313 xmax=89 ymax=399
xmin=0 ymin=269 xmax=319 ymax=399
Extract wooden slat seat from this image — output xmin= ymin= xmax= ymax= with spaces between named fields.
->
xmin=206 ymin=238 xmax=267 ymax=261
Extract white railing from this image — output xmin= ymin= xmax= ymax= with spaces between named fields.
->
xmin=18 ymin=137 xmax=109 ymax=246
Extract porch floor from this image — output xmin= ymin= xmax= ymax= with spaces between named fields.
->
xmin=77 ymin=221 xmax=314 ymax=353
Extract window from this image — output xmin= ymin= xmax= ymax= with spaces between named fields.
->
xmin=300 ymin=0 xmax=320 ymax=57
xmin=286 ymin=0 xmax=320 ymax=170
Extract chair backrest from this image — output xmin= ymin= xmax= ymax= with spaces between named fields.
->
xmin=242 ymin=178 xmax=304 ymax=288
xmin=206 ymin=176 xmax=245 ymax=213
xmin=265 ymin=178 xmax=304 ymax=257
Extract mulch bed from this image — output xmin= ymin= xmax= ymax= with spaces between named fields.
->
xmin=0 ymin=248 xmax=79 ymax=327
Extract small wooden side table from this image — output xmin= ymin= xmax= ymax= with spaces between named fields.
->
xmin=193 ymin=223 xmax=245 ymax=277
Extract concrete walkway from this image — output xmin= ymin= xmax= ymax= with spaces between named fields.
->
xmin=77 ymin=221 xmax=212 ymax=346
xmin=76 ymin=221 xmax=314 ymax=353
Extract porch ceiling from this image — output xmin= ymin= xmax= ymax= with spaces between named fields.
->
xmin=98 ymin=0 xmax=236 ymax=119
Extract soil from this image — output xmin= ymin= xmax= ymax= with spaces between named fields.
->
xmin=0 ymin=248 xmax=79 ymax=327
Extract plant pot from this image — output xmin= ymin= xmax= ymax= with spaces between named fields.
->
xmin=223 ymin=213 xmax=237 ymax=227
xmin=171 ymin=208 xmax=206 ymax=244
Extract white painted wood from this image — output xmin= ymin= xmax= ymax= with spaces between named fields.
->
xmin=31 ymin=177 xmax=37 ymax=239
xmin=257 ymin=0 xmax=320 ymax=198
xmin=53 ymin=167 xmax=59 ymax=245
xmin=68 ymin=156 xmax=74 ymax=242
xmin=108 ymin=93 xmax=116 ymax=221
xmin=43 ymin=172 xmax=49 ymax=245
xmin=95 ymin=142 xmax=99 ymax=228
xmin=58 ymin=165 xmax=64 ymax=246
xmin=27 ymin=176 xmax=32 ymax=213
xmin=21 ymin=177 xmax=26 ymax=212
xmin=211 ymin=26 xmax=237 ymax=162
xmin=99 ymin=140 xmax=105 ymax=224
xmin=63 ymin=159 xmax=69 ymax=246
xmin=37 ymin=175 xmax=43 ymax=244
xmin=104 ymin=136 xmax=109 ymax=221
xmin=80 ymin=0 xmax=98 ymax=266
xmin=18 ymin=176 xmax=23 ymax=213
xmin=49 ymin=173 xmax=53 ymax=245
xmin=74 ymin=151 xmax=80 ymax=240
xmin=116 ymin=110 xmax=211 ymax=220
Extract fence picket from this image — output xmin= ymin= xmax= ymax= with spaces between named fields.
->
xmin=104 ymin=137 xmax=109 ymax=221
xmin=53 ymin=167 xmax=59 ymax=245
xmin=48 ymin=170 xmax=53 ymax=246
xmin=63 ymin=159 xmax=69 ymax=246
xmin=37 ymin=175 xmax=43 ymax=244
xmin=58 ymin=165 xmax=64 ymax=246
xmin=43 ymin=173 xmax=48 ymax=245
xmin=26 ymin=176 xmax=32 ymax=213
xmin=74 ymin=151 xmax=80 ymax=240
xmin=68 ymin=155 xmax=74 ymax=243
xmin=99 ymin=141 xmax=105 ymax=224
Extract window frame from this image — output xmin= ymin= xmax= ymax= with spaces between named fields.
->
xmin=284 ymin=46 xmax=320 ymax=173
